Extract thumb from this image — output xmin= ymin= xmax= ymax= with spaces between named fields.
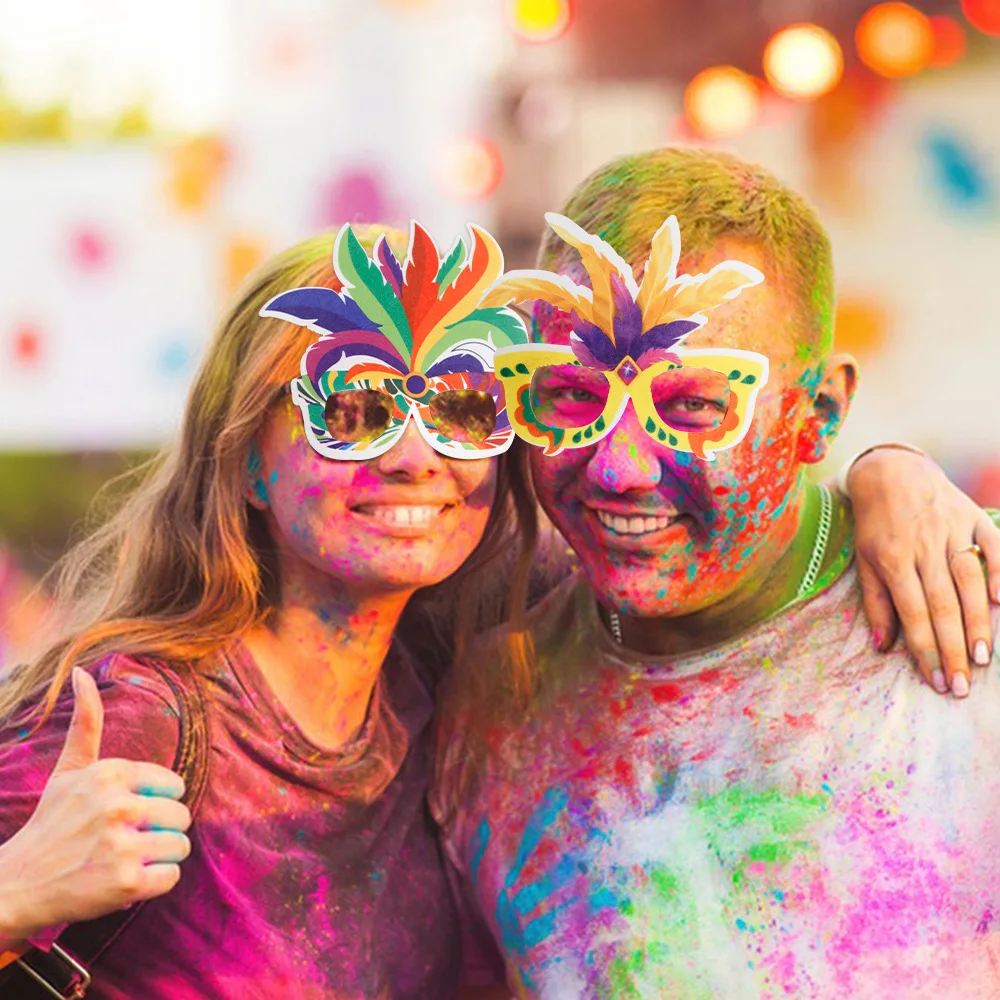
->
xmin=52 ymin=668 xmax=105 ymax=774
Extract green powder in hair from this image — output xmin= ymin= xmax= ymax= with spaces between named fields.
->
xmin=539 ymin=147 xmax=835 ymax=359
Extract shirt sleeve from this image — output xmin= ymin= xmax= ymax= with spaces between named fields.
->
xmin=0 ymin=654 xmax=183 ymax=847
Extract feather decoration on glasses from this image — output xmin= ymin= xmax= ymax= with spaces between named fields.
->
xmin=261 ymin=220 xmax=528 ymax=461
xmin=479 ymin=212 xmax=764 ymax=370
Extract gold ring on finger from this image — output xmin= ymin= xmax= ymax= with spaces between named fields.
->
xmin=949 ymin=543 xmax=985 ymax=566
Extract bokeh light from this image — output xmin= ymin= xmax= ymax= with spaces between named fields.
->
xmin=929 ymin=15 xmax=967 ymax=67
xmin=684 ymin=67 xmax=761 ymax=139
xmin=856 ymin=3 xmax=934 ymax=79
xmin=506 ymin=0 xmax=572 ymax=44
xmin=962 ymin=0 xmax=1000 ymax=37
xmin=438 ymin=136 xmax=504 ymax=201
xmin=764 ymin=24 xmax=844 ymax=100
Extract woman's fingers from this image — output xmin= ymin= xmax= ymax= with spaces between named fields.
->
xmin=868 ymin=557 xmax=947 ymax=692
xmin=914 ymin=555 xmax=972 ymax=696
xmin=138 ymin=830 xmax=191 ymax=866
xmin=856 ymin=556 xmax=899 ymax=653
xmin=949 ymin=544 xmax=993 ymax=670
xmin=130 ymin=793 xmax=192 ymax=833
xmin=118 ymin=759 xmax=186 ymax=800
xmin=132 ymin=862 xmax=183 ymax=902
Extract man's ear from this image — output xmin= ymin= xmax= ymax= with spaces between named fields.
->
xmin=245 ymin=441 xmax=270 ymax=510
xmin=796 ymin=353 xmax=859 ymax=464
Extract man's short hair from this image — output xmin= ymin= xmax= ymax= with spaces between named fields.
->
xmin=539 ymin=147 xmax=835 ymax=363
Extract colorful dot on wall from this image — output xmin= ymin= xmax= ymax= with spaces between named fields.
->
xmin=68 ymin=226 xmax=111 ymax=271
xmin=224 ymin=235 xmax=268 ymax=297
xmin=263 ymin=33 xmax=310 ymax=73
xmin=962 ymin=0 xmax=1000 ymax=37
xmin=834 ymin=296 xmax=890 ymax=357
xmin=967 ymin=459 xmax=1000 ymax=508
xmin=318 ymin=169 xmax=389 ymax=227
xmin=156 ymin=338 xmax=193 ymax=377
xmin=10 ymin=323 xmax=42 ymax=366
xmin=166 ymin=136 xmax=230 ymax=214
xmin=438 ymin=137 xmax=504 ymax=202
xmin=923 ymin=129 xmax=996 ymax=212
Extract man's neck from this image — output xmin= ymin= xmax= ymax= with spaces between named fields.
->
xmin=616 ymin=483 xmax=854 ymax=658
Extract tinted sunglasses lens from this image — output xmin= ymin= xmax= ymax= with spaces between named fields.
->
xmin=428 ymin=389 xmax=497 ymax=443
xmin=324 ymin=389 xmax=393 ymax=442
xmin=650 ymin=368 xmax=731 ymax=432
xmin=529 ymin=364 xmax=610 ymax=429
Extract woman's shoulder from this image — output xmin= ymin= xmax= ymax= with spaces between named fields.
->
xmin=2 ymin=653 xmax=186 ymax=772
xmin=0 ymin=653 xmax=189 ymax=843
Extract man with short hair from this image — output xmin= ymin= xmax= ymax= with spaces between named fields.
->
xmin=435 ymin=147 xmax=1000 ymax=999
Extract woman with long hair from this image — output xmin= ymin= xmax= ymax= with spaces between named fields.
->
xmin=0 ymin=221 xmax=538 ymax=999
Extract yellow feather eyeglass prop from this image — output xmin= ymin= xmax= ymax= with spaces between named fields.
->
xmin=480 ymin=213 xmax=770 ymax=460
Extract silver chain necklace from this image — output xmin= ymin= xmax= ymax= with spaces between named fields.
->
xmin=607 ymin=483 xmax=833 ymax=646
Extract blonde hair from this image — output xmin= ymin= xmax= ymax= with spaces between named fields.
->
xmin=1 ymin=226 xmax=537 ymax=724
xmin=539 ymin=146 xmax=835 ymax=358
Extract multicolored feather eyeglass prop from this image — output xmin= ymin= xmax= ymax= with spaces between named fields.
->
xmin=479 ymin=213 xmax=770 ymax=460
xmin=261 ymin=220 xmax=529 ymax=460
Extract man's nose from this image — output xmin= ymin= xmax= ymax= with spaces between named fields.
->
xmin=585 ymin=403 xmax=663 ymax=494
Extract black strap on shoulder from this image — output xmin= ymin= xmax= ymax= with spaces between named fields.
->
xmin=0 ymin=659 xmax=209 ymax=999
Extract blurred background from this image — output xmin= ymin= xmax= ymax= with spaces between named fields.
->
xmin=1 ymin=0 xmax=999 ymax=666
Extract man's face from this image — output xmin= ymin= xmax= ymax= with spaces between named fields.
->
xmin=530 ymin=239 xmax=825 ymax=618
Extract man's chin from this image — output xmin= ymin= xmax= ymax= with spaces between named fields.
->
xmin=585 ymin=571 xmax=692 ymax=619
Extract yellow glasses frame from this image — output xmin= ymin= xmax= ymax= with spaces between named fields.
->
xmin=494 ymin=343 xmax=769 ymax=460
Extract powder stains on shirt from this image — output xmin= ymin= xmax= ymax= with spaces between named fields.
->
xmin=432 ymin=566 xmax=1000 ymax=1000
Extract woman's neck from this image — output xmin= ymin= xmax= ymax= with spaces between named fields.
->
xmin=243 ymin=567 xmax=412 ymax=752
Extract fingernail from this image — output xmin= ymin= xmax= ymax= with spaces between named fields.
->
xmin=974 ymin=640 xmax=991 ymax=666
xmin=931 ymin=668 xmax=948 ymax=694
xmin=872 ymin=628 xmax=883 ymax=650
xmin=952 ymin=673 xmax=971 ymax=698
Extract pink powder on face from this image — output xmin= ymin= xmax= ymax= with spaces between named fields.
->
xmin=256 ymin=403 xmax=497 ymax=594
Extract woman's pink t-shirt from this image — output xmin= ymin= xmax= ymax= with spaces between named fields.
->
xmin=0 ymin=643 xmax=460 ymax=999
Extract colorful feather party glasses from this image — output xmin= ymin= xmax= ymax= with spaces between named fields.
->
xmin=261 ymin=221 xmax=529 ymax=461
xmin=479 ymin=214 xmax=769 ymax=460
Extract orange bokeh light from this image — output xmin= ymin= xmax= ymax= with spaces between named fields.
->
xmin=684 ymin=66 xmax=761 ymax=139
xmin=962 ymin=0 xmax=1000 ymax=37
xmin=439 ymin=137 xmax=504 ymax=202
xmin=929 ymin=15 xmax=967 ymax=66
xmin=764 ymin=23 xmax=844 ymax=100
xmin=856 ymin=2 xmax=934 ymax=78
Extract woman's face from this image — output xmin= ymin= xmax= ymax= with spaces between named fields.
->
xmin=250 ymin=398 xmax=498 ymax=596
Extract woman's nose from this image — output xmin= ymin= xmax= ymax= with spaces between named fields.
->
xmin=373 ymin=418 xmax=445 ymax=481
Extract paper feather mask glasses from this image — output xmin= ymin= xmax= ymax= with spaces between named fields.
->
xmin=479 ymin=213 xmax=770 ymax=460
xmin=261 ymin=220 xmax=529 ymax=461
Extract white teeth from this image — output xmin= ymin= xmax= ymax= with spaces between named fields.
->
xmin=360 ymin=505 xmax=443 ymax=526
xmin=596 ymin=510 xmax=675 ymax=535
